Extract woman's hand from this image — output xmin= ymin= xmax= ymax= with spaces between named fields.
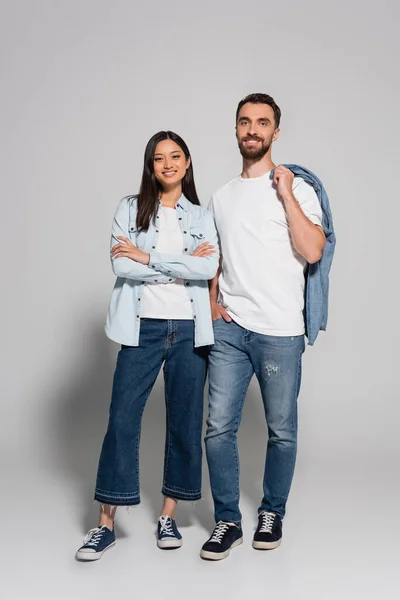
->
xmin=192 ymin=242 xmax=216 ymax=257
xmin=111 ymin=236 xmax=150 ymax=265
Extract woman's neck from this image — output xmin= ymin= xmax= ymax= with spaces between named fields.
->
xmin=160 ymin=185 xmax=182 ymax=208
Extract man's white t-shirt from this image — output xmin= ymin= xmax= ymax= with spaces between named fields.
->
xmin=141 ymin=207 xmax=193 ymax=319
xmin=210 ymin=171 xmax=323 ymax=336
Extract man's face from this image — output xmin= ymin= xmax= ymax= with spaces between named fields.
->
xmin=236 ymin=103 xmax=279 ymax=160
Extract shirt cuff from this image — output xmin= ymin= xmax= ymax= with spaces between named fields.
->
xmin=148 ymin=252 xmax=162 ymax=269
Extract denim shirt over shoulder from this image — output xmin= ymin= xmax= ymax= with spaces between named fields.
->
xmin=270 ymin=165 xmax=336 ymax=345
xmin=105 ymin=194 xmax=219 ymax=347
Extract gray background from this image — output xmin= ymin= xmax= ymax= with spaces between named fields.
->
xmin=1 ymin=0 xmax=399 ymax=598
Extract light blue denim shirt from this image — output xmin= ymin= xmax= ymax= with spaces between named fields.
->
xmin=105 ymin=194 xmax=219 ymax=347
xmin=270 ymin=165 xmax=336 ymax=345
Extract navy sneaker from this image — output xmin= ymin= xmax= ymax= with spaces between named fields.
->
xmin=157 ymin=515 xmax=183 ymax=549
xmin=200 ymin=521 xmax=243 ymax=560
xmin=252 ymin=511 xmax=282 ymax=550
xmin=75 ymin=526 xmax=116 ymax=561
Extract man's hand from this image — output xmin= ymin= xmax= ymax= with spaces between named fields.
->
xmin=111 ymin=236 xmax=150 ymax=265
xmin=273 ymin=167 xmax=326 ymax=263
xmin=273 ymin=164 xmax=295 ymax=201
xmin=192 ymin=242 xmax=216 ymax=257
xmin=211 ymin=301 xmax=232 ymax=322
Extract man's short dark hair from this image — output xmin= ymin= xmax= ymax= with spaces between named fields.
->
xmin=236 ymin=93 xmax=281 ymax=128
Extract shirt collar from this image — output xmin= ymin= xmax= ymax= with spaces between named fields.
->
xmin=176 ymin=194 xmax=191 ymax=212
xmin=157 ymin=194 xmax=191 ymax=212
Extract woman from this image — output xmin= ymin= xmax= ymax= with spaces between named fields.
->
xmin=75 ymin=131 xmax=219 ymax=561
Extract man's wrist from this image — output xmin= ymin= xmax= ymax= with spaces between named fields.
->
xmin=280 ymin=191 xmax=297 ymax=205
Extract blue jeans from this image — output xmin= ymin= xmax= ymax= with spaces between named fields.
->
xmin=205 ymin=319 xmax=305 ymax=523
xmin=95 ymin=319 xmax=207 ymax=505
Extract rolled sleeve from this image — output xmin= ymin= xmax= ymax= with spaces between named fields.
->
xmin=293 ymin=179 xmax=323 ymax=227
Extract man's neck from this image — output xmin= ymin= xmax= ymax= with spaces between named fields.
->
xmin=241 ymin=155 xmax=276 ymax=179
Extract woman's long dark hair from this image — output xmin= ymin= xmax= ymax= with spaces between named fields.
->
xmin=136 ymin=130 xmax=200 ymax=231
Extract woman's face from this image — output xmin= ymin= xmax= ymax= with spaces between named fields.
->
xmin=153 ymin=139 xmax=190 ymax=189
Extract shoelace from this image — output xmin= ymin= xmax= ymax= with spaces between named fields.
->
xmin=209 ymin=521 xmax=234 ymax=544
xmin=159 ymin=515 xmax=175 ymax=537
xmin=83 ymin=527 xmax=106 ymax=547
xmin=259 ymin=512 xmax=276 ymax=533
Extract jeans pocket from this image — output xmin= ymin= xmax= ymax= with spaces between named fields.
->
xmin=212 ymin=317 xmax=224 ymax=326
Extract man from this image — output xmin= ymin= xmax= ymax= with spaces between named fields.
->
xmin=200 ymin=93 xmax=328 ymax=561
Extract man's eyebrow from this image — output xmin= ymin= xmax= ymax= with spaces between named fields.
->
xmin=238 ymin=116 xmax=272 ymax=124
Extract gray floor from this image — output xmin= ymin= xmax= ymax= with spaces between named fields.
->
xmin=3 ymin=375 xmax=398 ymax=600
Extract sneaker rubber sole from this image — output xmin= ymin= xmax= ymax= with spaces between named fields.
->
xmin=157 ymin=537 xmax=183 ymax=549
xmin=252 ymin=538 xmax=281 ymax=550
xmin=75 ymin=541 xmax=116 ymax=561
xmin=200 ymin=536 xmax=243 ymax=561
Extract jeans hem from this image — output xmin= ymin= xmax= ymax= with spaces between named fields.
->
xmin=162 ymin=487 xmax=201 ymax=501
xmin=258 ymin=506 xmax=285 ymax=519
xmin=94 ymin=491 xmax=141 ymax=506
xmin=215 ymin=517 xmax=242 ymax=526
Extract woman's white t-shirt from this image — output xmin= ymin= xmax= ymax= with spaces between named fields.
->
xmin=140 ymin=207 xmax=193 ymax=319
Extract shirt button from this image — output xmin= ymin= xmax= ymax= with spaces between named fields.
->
xmin=169 ymin=278 xmax=172 ymax=281
xmin=141 ymin=281 xmax=145 ymax=284
xmin=130 ymin=227 xmax=134 ymax=231
xmin=138 ymin=298 xmax=141 ymax=301
xmin=178 ymin=217 xmax=182 ymax=220
xmin=152 ymin=246 xmax=156 ymax=249
xmin=183 ymin=231 xmax=187 ymax=234
xmin=190 ymin=299 xmax=193 ymax=302
xmin=185 ymin=282 xmax=189 ymax=286
xmin=154 ymin=279 xmax=158 ymax=282
xmin=150 ymin=265 xmax=155 ymax=268
xmin=184 ymin=248 xmax=188 ymax=251
xmin=136 ymin=315 xmax=139 ymax=318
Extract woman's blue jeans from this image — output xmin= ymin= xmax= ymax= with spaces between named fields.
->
xmin=95 ymin=319 xmax=207 ymax=506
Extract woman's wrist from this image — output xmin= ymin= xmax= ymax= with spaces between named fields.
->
xmin=136 ymin=251 xmax=150 ymax=265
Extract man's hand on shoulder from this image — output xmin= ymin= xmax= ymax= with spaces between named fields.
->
xmin=273 ymin=164 xmax=295 ymax=201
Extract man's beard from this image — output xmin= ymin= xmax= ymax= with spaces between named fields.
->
xmin=238 ymin=136 xmax=272 ymax=160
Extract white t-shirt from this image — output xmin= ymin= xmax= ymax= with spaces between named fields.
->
xmin=210 ymin=171 xmax=323 ymax=336
xmin=141 ymin=207 xmax=193 ymax=319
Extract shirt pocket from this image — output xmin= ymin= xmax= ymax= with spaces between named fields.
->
xmin=189 ymin=225 xmax=206 ymax=249
xmin=128 ymin=220 xmax=147 ymax=250
xmin=128 ymin=220 xmax=137 ymax=238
